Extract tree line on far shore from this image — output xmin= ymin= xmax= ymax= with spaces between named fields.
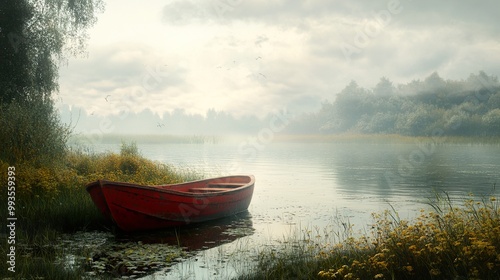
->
xmin=65 ymin=71 xmax=500 ymax=137
xmin=289 ymin=71 xmax=500 ymax=136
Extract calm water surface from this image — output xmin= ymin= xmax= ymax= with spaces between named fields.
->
xmin=88 ymin=140 xmax=500 ymax=279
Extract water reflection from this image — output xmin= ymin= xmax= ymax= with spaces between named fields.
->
xmin=63 ymin=212 xmax=254 ymax=278
xmin=116 ymin=211 xmax=255 ymax=251
xmin=317 ymin=143 xmax=500 ymax=199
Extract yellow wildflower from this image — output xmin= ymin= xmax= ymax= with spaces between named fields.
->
xmin=344 ymin=273 xmax=354 ymax=279
xmin=430 ymin=268 xmax=441 ymax=276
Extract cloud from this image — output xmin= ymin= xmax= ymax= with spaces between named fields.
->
xmin=161 ymin=1 xmax=211 ymax=25
xmin=58 ymin=0 xmax=500 ymax=121
xmin=59 ymin=43 xmax=188 ymax=114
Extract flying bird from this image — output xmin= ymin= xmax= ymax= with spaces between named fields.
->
xmin=105 ymin=95 xmax=111 ymax=102
xmin=256 ymin=56 xmax=262 ymax=60
xmin=157 ymin=123 xmax=165 ymax=128
xmin=259 ymin=73 xmax=266 ymax=78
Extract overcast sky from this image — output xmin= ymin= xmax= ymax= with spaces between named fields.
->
xmin=57 ymin=0 xmax=500 ymax=118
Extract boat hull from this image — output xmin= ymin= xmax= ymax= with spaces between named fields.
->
xmin=85 ymin=175 xmax=254 ymax=232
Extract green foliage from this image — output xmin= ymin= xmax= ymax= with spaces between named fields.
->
xmin=120 ymin=141 xmax=139 ymax=156
xmin=0 ymin=146 xmax=200 ymax=206
xmin=0 ymin=0 xmax=104 ymax=167
xmin=240 ymin=194 xmax=500 ymax=280
xmin=483 ymin=109 xmax=500 ymax=131
xmin=0 ymin=0 xmax=105 ymax=104
xmin=317 ymin=194 xmax=500 ymax=280
xmin=0 ymin=99 xmax=71 ymax=166
xmin=0 ymin=146 xmax=201 ymax=278
xmin=0 ymin=251 xmax=87 ymax=280
xmin=295 ymin=72 xmax=500 ymax=136
xmin=0 ymin=1 xmax=33 ymax=104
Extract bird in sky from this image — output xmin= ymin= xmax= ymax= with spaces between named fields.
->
xmin=105 ymin=95 xmax=111 ymax=102
xmin=256 ymin=56 xmax=262 ymax=60
xmin=259 ymin=73 xmax=266 ymax=78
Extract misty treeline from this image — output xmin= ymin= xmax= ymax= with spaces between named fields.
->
xmin=62 ymin=106 xmax=281 ymax=135
xmin=68 ymin=71 xmax=500 ymax=137
xmin=289 ymin=71 xmax=500 ymax=136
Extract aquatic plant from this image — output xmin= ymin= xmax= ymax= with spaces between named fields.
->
xmin=86 ymin=241 xmax=186 ymax=278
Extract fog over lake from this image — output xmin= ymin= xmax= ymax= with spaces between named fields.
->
xmin=84 ymin=139 xmax=500 ymax=278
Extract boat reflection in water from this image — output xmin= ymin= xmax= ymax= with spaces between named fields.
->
xmin=119 ymin=210 xmax=255 ymax=250
xmin=88 ymin=211 xmax=254 ymax=278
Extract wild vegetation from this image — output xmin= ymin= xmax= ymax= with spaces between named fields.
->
xmin=0 ymin=142 xmax=201 ymax=279
xmin=1 ymin=0 xmax=104 ymax=166
xmin=239 ymin=193 xmax=500 ymax=280
xmin=2 ymin=2 xmax=499 ymax=279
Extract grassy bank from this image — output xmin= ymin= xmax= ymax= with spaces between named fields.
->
xmin=238 ymin=193 xmax=500 ymax=280
xmin=0 ymin=142 xmax=202 ymax=279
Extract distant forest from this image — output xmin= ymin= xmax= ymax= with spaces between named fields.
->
xmin=63 ymin=71 xmax=500 ymax=137
xmin=289 ymin=71 xmax=500 ymax=136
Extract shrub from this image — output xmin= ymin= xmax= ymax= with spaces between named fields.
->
xmin=317 ymin=194 xmax=500 ymax=280
xmin=120 ymin=141 xmax=139 ymax=156
xmin=0 ymin=99 xmax=71 ymax=167
xmin=0 ymin=146 xmax=203 ymax=235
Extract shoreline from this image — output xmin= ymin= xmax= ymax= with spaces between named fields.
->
xmin=68 ymin=133 xmax=500 ymax=146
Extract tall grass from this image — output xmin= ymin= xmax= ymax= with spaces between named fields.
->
xmin=0 ymin=141 xmax=202 ymax=279
xmin=238 ymin=193 xmax=500 ymax=280
xmin=0 ymin=141 xmax=202 ymax=232
xmin=0 ymin=99 xmax=71 ymax=167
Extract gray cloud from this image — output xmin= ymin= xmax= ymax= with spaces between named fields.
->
xmin=161 ymin=1 xmax=210 ymax=25
xmin=59 ymin=0 xmax=500 ymax=119
xmin=59 ymin=43 xmax=188 ymax=112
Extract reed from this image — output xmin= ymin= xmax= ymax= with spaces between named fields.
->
xmin=238 ymin=193 xmax=500 ymax=280
xmin=0 ymin=142 xmax=203 ymax=279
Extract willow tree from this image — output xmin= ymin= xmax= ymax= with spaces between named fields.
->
xmin=0 ymin=0 xmax=104 ymax=165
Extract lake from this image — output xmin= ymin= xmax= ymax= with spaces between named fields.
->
xmin=85 ymin=138 xmax=500 ymax=279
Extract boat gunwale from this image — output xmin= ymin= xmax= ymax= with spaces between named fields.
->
xmin=85 ymin=175 xmax=255 ymax=197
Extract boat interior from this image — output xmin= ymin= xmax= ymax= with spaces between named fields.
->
xmin=189 ymin=183 xmax=247 ymax=193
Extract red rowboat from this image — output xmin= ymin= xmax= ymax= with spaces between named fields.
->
xmin=86 ymin=175 xmax=255 ymax=232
